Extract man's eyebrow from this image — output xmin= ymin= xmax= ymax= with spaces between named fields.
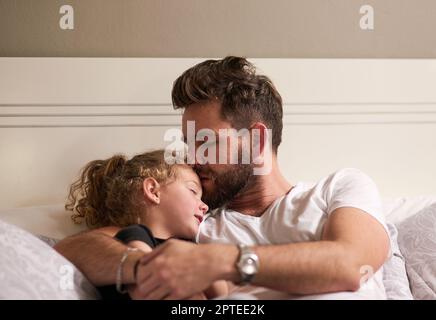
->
xmin=182 ymin=130 xmax=221 ymax=144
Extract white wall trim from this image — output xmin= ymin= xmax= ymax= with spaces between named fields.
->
xmin=1 ymin=103 xmax=436 ymax=127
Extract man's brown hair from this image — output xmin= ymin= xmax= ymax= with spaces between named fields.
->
xmin=171 ymin=56 xmax=283 ymax=153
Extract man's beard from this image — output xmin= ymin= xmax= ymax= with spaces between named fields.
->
xmin=194 ymin=163 xmax=254 ymax=210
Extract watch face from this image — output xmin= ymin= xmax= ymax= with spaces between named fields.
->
xmin=241 ymin=257 xmax=257 ymax=275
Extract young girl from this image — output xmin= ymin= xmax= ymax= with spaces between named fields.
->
xmin=65 ymin=149 xmax=227 ymax=299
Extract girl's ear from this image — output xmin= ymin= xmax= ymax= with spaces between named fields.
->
xmin=143 ymin=177 xmax=161 ymax=205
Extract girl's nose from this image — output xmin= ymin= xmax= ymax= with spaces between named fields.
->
xmin=200 ymin=201 xmax=209 ymax=214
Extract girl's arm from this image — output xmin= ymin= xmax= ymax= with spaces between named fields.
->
xmin=203 ymin=280 xmax=229 ymax=299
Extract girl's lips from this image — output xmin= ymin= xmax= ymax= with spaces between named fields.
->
xmin=195 ymin=215 xmax=203 ymax=223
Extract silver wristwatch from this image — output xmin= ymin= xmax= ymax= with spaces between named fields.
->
xmin=236 ymin=244 xmax=259 ymax=285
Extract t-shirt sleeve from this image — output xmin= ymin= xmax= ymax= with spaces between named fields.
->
xmin=115 ymin=224 xmax=157 ymax=248
xmin=324 ymin=168 xmax=390 ymax=238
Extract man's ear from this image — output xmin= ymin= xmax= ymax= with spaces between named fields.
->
xmin=143 ymin=177 xmax=161 ymax=205
xmin=250 ymin=122 xmax=268 ymax=155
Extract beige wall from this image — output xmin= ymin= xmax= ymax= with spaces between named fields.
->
xmin=1 ymin=0 xmax=436 ymax=58
xmin=1 ymin=57 xmax=436 ymax=209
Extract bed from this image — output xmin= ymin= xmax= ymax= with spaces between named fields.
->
xmin=1 ymin=195 xmax=435 ymax=299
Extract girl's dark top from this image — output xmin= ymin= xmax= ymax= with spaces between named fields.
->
xmin=97 ymin=224 xmax=166 ymax=300
xmin=116 ymin=224 xmax=166 ymax=248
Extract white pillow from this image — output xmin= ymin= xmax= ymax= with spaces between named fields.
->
xmin=382 ymin=196 xmax=436 ymax=300
xmin=0 ymin=219 xmax=99 ymax=299
xmin=382 ymin=224 xmax=413 ymax=299
xmin=383 ymin=196 xmax=436 ymax=225
xmin=397 ymin=203 xmax=436 ymax=300
xmin=0 ymin=204 xmax=86 ymax=239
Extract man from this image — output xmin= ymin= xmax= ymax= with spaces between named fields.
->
xmin=55 ymin=56 xmax=390 ymax=299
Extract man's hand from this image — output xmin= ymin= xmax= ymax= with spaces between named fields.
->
xmin=133 ymin=239 xmax=237 ymax=300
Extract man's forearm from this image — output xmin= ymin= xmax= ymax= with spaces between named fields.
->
xmin=218 ymin=241 xmax=361 ymax=295
xmin=54 ymin=231 xmax=144 ymax=286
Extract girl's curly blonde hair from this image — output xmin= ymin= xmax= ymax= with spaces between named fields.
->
xmin=65 ymin=149 xmax=179 ymax=229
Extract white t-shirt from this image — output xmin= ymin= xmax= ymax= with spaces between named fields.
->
xmin=197 ymin=168 xmax=391 ymax=300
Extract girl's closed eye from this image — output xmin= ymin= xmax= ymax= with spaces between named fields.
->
xmin=186 ymin=179 xmax=202 ymax=198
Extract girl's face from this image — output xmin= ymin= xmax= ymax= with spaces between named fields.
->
xmin=158 ymin=165 xmax=209 ymax=240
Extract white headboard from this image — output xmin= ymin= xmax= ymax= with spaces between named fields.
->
xmin=0 ymin=58 xmax=435 ymax=210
